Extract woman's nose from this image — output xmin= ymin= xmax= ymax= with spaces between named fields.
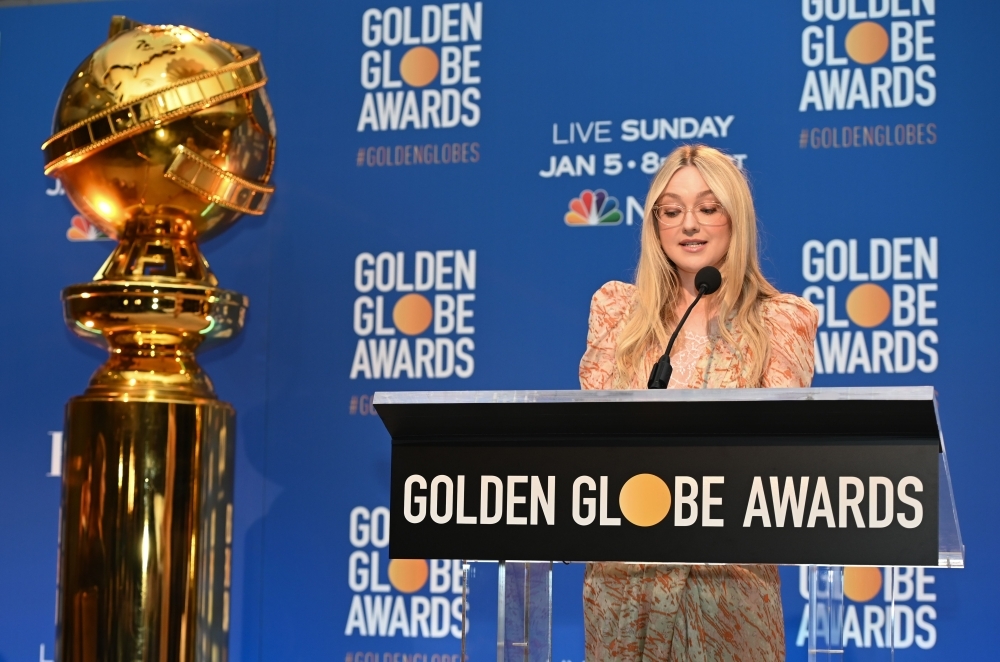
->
xmin=681 ymin=209 xmax=701 ymax=232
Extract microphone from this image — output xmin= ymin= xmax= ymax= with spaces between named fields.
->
xmin=647 ymin=266 xmax=722 ymax=389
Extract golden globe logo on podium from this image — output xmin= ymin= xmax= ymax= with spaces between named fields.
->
xmin=41 ymin=17 xmax=275 ymax=662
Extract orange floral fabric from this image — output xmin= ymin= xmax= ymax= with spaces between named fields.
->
xmin=578 ymin=280 xmax=819 ymax=662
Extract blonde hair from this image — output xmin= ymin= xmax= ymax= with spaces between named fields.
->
xmin=613 ymin=144 xmax=778 ymax=388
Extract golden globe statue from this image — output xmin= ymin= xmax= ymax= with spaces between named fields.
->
xmin=42 ymin=17 xmax=275 ymax=662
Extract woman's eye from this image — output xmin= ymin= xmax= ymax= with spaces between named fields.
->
xmin=663 ymin=208 xmax=681 ymax=218
xmin=699 ymin=205 xmax=720 ymax=215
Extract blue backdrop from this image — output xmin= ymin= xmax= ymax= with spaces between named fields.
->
xmin=0 ymin=0 xmax=995 ymax=660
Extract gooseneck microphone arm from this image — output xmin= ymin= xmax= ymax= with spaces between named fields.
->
xmin=647 ymin=266 xmax=722 ymax=389
xmin=647 ymin=286 xmax=707 ymax=389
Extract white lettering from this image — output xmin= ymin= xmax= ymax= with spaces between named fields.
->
xmin=839 ymin=476 xmax=866 ymax=528
xmin=404 ymin=475 xmax=427 ymax=523
xmin=702 ymin=476 xmax=724 ymax=527
xmin=573 ymin=476 xmax=597 ymax=525
xmin=897 ymin=476 xmax=923 ymax=528
xmin=743 ymin=476 xmax=771 ymax=527
xmin=675 ymin=476 xmax=698 ymax=526
xmin=506 ymin=476 xmax=528 ymax=525
xmin=479 ymin=476 xmax=503 ymax=524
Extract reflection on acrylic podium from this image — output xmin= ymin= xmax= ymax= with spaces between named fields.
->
xmin=807 ymin=436 xmax=963 ymax=661
xmin=494 ymin=562 xmax=552 ymax=662
xmin=376 ymin=387 xmax=964 ymax=661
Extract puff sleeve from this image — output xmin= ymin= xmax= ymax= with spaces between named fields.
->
xmin=760 ymin=294 xmax=820 ymax=388
xmin=579 ymin=281 xmax=635 ymax=390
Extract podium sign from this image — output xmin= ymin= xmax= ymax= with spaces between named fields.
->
xmin=377 ymin=387 xmax=959 ymax=568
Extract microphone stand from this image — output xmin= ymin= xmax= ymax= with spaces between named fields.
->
xmin=647 ymin=283 xmax=708 ymax=389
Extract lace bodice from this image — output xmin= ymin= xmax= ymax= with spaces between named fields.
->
xmin=666 ymin=327 xmax=712 ymax=389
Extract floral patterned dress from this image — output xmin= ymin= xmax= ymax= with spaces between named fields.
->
xmin=579 ymin=281 xmax=819 ymax=662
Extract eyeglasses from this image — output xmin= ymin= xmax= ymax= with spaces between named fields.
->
xmin=653 ymin=201 xmax=728 ymax=228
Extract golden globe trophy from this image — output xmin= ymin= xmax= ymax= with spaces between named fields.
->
xmin=42 ymin=17 xmax=275 ymax=662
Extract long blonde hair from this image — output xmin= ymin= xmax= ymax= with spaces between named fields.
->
xmin=614 ymin=144 xmax=778 ymax=388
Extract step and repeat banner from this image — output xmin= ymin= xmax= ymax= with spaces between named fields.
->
xmin=0 ymin=0 xmax=997 ymax=660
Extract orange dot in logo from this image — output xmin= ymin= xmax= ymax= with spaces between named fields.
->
xmin=846 ymin=283 xmax=891 ymax=327
xmin=844 ymin=566 xmax=882 ymax=602
xmin=619 ymin=474 xmax=672 ymax=527
xmin=393 ymin=294 xmax=433 ymax=335
xmin=399 ymin=47 xmax=439 ymax=87
xmin=845 ymin=21 xmax=889 ymax=65
xmin=388 ymin=558 xmax=429 ymax=593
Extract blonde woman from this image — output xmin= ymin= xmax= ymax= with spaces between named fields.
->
xmin=579 ymin=145 xmax=818 ymax=661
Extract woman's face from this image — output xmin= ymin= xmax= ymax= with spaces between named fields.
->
xmin=656 ymin=165 xmax=732 ymax=278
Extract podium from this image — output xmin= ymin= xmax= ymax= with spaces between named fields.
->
xmin=374 ymin=387 xmax=963 ymax=661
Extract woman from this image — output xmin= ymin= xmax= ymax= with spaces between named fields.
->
xmin=579 ymin=144 xmax=818 ymax=661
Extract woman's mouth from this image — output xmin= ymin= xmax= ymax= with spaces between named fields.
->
xmin=680 ymin=240 xmax=707 ymax=253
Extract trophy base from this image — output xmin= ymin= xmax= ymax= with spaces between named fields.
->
xmin=57 ymin=396 xmax=234 ymax=662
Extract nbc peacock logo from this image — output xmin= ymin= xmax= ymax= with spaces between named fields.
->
xmin=564 ymin=189 xmax=623 ymax=227
xmin=66 ymin=214 xmax=110 ymax=241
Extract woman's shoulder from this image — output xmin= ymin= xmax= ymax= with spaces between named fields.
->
xmin=589 ymin=280 xmax=636 ymax=323
xmin=760 ymin=292 xmax=820 ymax=335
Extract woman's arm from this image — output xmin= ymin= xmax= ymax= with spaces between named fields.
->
xmin=761 ymin=295 xmax=820 ymax=388
xmin=579 ymin=281 xmax=633 ymax=390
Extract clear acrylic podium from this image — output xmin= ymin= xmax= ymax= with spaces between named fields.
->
xmin=375 ymin=386 xmax=963 ymax=661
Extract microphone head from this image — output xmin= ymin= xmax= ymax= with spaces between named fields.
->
xmin=695 ymin=266 xmax=722 ymax=295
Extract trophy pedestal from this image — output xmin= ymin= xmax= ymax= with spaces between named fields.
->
xmin=42 ymin=18 xmax=276 ymax=662
xmin=58 ymin=397 xmax=234 ymax=662
xmin=56 ymin=215 xmax=249 ymax=662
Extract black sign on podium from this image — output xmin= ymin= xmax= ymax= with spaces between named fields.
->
xmin=378 ymin=387 xmax=961 ymax=567
xmin=375 ymin=387 xmax=963 ymax=660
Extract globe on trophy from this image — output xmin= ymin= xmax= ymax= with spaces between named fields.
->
xmin=42 ymin=17 xmax=276 ymax=662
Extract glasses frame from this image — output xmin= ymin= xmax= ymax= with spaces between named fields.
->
xmin=653 ymin=201 xmax=728 ymax=228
